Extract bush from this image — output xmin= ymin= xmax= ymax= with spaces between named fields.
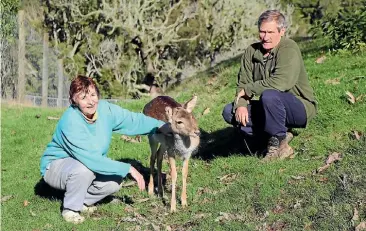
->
xmin=311 ymin=5 xmax=366 ymax=51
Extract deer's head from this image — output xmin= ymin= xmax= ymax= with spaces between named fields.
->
xmin=165 ymin=96 xmax=200 ymax=138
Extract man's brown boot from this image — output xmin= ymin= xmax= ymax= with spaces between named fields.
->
xmin=262 ymin=132 xmax=294 ymax=162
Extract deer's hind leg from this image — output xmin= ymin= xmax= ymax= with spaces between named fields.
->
xmin=156 ymin=144 xmax=167 ymax=198
xmin=148 ymin=135 xmax=159 ymax=196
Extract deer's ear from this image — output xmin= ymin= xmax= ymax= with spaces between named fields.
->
xmin=183 ymin=95 xmax=197 ymax=113
xmin=165 ymin=106 xmax=173 ymax=122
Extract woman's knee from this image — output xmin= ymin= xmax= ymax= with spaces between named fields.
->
xmin=70 ymin=161 xmax=96 ymax=182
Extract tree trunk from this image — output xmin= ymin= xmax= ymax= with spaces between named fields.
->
xmin=42 ymin=32 xmax=49 ymax=107
xmin=57 ymin=59 xmax=64 ymax=107
xmin=17 ymin=10 xmax=25 ymax=103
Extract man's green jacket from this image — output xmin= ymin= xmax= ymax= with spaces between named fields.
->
xmin=235 ymin=37 xmax=317 ymax=123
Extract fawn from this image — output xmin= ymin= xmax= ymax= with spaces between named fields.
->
xmin=143 ymin=95 xmax=200 ymax=212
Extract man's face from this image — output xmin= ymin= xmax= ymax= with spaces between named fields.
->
xmin=259 ymin=20 xmax=285 ymax=51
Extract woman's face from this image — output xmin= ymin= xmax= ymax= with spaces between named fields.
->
xmin=73 ymin=86 xmax=99 ymax=119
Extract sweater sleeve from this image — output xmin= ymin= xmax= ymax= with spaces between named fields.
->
xmin=56 ymin=119 xmax=131 ymax=177
xmin=234 ymin=48 xmax=254 ymax=110
xmin=107 ymin=102 xmax=165 ymax=135
xmin=244 ymin=46 xmax=300 ymax=97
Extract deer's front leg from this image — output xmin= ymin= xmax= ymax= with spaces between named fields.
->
xmin=181 ymin=157 xmax=189 ymax=208
xmin=168 ymin=155 xmax=177 ymax=212
xmin=148 ymin=137 xmax=158 ymax=195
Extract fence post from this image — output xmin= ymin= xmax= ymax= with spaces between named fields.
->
xmin=17 ymin=10 xmax=26 ymax=103
xmin=57 ymin=59 xmax=64 ymax=107
xmin=42 ymin=32 xmax=49 ymax=107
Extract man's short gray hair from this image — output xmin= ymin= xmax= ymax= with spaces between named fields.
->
xmin=258 ymin=10 xmax=287 ymax=32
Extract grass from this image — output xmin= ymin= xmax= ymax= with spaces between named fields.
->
xmin=1 ymin=40 xmax=366 ymax=230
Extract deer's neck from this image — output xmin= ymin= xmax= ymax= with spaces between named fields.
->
xmin=172 ymin=134 xmax=199 ymax=158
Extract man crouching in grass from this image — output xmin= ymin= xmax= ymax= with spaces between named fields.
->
xmin=222 ymin=10 xmax=317 ymax=161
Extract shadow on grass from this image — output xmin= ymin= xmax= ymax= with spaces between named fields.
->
xmin=194 ymin=127 xmax=266 ymax=161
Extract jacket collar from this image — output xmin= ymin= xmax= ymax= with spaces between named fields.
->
xmin=253 ymin=37 xmax=285 ymax=63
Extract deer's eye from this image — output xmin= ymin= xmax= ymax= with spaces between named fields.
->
xmin=176 ymin=121 xmax=183 ymax=125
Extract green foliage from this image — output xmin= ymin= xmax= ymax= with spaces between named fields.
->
xmin=0 ymin=0 xmax=20 ymax=42
xmin=311 ymin=4 xmax=366 ymax=51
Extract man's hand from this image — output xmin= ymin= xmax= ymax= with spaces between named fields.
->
xmin=235 ymin=106 xmax=249 ymax=126
xmin=129 ymin=166 xmax=145 ymax=191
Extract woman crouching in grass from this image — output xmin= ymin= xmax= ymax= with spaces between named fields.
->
xmin=40 ymin=75 xmax=169 ymax=224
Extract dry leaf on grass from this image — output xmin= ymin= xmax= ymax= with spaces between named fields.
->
xmin=325 ymin=78 xmax=341 ymax=85
xmin=1 ymin=195 xmax=13 ymax=202
xmin=352 ymin=207 xmax=360 ymax=222
xmin=121 ymin=181 xmax=136 ymax=187
xmin=291 ymin=175 xmax=305 ymax=180
xmin=317 ymin=152 xmax=342 ymax=173
xmin=356 ymin=222 xmax=366 ymax=231
xmin=351 ymin=131 xmax=362 ymax=140
xmin=346 ymin=91 xmax=356 ymax=104
xmin=214 ymin=212 xmax=245 ymax=222
xmin=315 ymin=55 xmax=326 ymax=64
xmin=218 ymin=173 xmax=238 ymax=184
xmin=325 ymin=152 xmax=342 ymax=165
xmin=23 ymin=200 xmax=29 ymax=207
xmin=47 ymin=116 xmax=59 ymax=120
xmin=120 ymin=135 xmax=141 ymax=143
xmin=135 ymin=198 xmax=150 ymax=203
xmin=202 ymin=108 xmax=210 ymax=115
xmin=207 ymin=76 xmax=217 ymax=85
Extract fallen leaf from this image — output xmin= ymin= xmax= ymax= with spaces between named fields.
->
xmin=351 ymin=130 xmax=362 ymax=140
xmin=325 ymin=78 xmax=341 ymax=85
xmin=318 ymin=177 xmax=328 ymax=183
xmin=218 ymin=173 xmax=238 ymax=185
xmin=352 ymin=207 xmax=360 ymax=222
xmin=346 ymin=91 xmax=356 ymax=104
xmin=202 ymin=108 xmax=210 ymax=115
xmin=356 ymin=222 xmax=366 ymax=231
xmin=193 ymin=213 xmax=212 ymax=219
xmin=121 ymin=181 xmax=136 ymax=187
xmin=207 ymin=76 xmax=217 ymax=85
xmin=279 ymin=168 xmax=286 ymax=173
xmin=30 ymin=209 xmax=36 ymax=217
xmin=316 ymin=152 xmax=342 ymax=173
xmin=135 ymin=198 xmax=150 ymax=203
xmin=325 ymin=152 xmax=342 ymax=165
xmin=124 ymin=205 xmax=135 ymax=213
xmin=47 ymin=116 xmax=60 ymax=120
xmin=23 ymin=200 xmax=29 ymax=207
xmin=120 ymin=135 xmax=141 ymax=143
xmin=315 ymin=55 xmax=326 ymax=64
xmin=1 ymin=195 xmax=13 ymax=202
xmin=316 ymin=165 xmax=330 ymax=173
xmin=291 ymin=175 xmax=305 ymax=180
xmin=294 ymin=200 xmax=302 ymax=209
xmin=272 ymin=204 xmax=285 ymax=214
xmin=356 ymin=94 xmax=365 ymax=101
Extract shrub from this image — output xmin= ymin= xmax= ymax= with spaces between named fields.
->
xmin=311 ymin=5 xmax=366 ymax=51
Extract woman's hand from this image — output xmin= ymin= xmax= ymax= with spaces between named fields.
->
xmin=129 ymin=166 xmax=145 ymax=191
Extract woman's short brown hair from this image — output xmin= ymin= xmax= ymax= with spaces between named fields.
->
xmin=69 ymin=75 xmax=100 ymax=105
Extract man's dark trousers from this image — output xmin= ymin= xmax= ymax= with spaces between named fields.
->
xmin=222 ymin=89 xmax=307 ymax=138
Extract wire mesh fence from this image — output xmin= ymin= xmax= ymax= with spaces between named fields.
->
xmin=1 ymin=10 xmax=120 ymax=108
